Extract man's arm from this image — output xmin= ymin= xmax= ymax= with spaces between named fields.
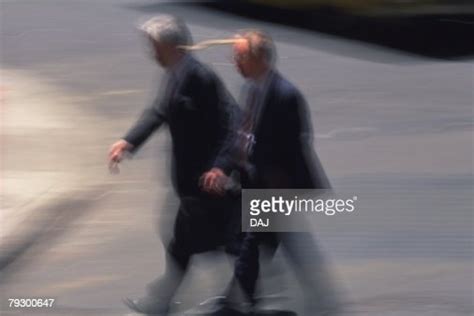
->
xmin=191 ymin=67 xmax=242 ymax=174
xmin=212 ymin=102 xmax=242 ymax=174
xmin=201 ymin=109 xmax=242 ymax=195
xmin=284 ymin=89 xmax=331 ymax=189
xmin=108 ymin=94 xmax=168 ymax=173
xmin=193 ymin=69 xmax=242 ymax=193
xmin=122 ymin=97 xmax=168 ymax=152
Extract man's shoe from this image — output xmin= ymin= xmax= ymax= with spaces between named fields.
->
xmin=185 ymin=302 xmax=248 ymax=316
xmin=252 ymin=310 xmax=297 ymax=316
xmin=209 ymin=305 xmax=248 ymax=316
xmin=123 ymin=297 xmax=169 ymax=315
xmin=184 ymin=296 xmax=227 ymax=315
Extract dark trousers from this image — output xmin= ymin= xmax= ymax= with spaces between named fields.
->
xmin=148 ymin=195 xmax=241 ymax=304
xmin=228 ymin=231 xmax=339 ymax=311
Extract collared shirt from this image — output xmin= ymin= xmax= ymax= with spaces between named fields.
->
xmin=237 ymin=69 xmax=274 ymax=162
xmin=243 ymin=68 xmax=274 ymax=134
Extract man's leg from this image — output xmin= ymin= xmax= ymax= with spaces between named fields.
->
xmin=279 ymin=232 xmax=341 ymax=315
xmin=145 ymin=237 xmax=191 ymax=300
xmin=228 ymin=232 xmax=260 ymax=305
xmin=193 ymin=232 xmax=260 ymax=315
xmin=126 ymin=202 xmax=192 ymax=314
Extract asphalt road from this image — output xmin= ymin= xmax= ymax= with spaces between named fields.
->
xmin=1 ymin=0 xmax=473 ymax=315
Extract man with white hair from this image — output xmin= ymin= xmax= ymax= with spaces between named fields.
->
xmin=108 ymin=15 xmax=240 ymax=315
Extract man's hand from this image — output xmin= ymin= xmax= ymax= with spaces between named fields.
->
xmin=108 ymin=139 xmax=132 ymax=174
xmin=200 ymin=167 xmax=228 ymax=195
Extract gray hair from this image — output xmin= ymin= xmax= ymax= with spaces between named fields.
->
xmin=240 ymin=29 xmax=276 ymax=65
xmin=139 ymin=15 xmax=192 ymax=46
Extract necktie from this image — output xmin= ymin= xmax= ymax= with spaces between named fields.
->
xmin=238 ymin=86 xmax=259 ymax=165
xmin=241 ymin=86 xmax=259 ymax=133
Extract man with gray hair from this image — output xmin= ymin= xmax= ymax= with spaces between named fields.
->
xmin=201 ymin=30 xmax=340 ymax=315
xmin=108 ymin=15 xmax=240 ymax=315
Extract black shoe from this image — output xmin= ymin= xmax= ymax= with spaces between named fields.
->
xmin=252 ymin=310 xmax=297 ymax=316
xmin=210 ymin=306 xmax=248 ymax=316
xmin=123 ymin=297 xmax=169 ymax=315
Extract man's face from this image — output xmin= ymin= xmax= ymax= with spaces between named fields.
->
xmin=149 ymin=38 xmax=173 ymax=68
xmin=233 ymin=39 xmax=256 ymax=78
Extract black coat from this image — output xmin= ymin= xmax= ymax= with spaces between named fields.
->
xmin=215 ymin=71 xmax=331 ymax=189
xmin=124 ymin=56 xmax=239 ymax=196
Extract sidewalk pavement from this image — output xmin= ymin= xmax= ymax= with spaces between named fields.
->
xmin=1 ymin=69 xmax=472 ymax=316
xmin=0 ymin=68 xmax=152 ymax=272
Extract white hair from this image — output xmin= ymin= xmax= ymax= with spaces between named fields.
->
xmin=139 ymin=15 xmax=192 ymax=46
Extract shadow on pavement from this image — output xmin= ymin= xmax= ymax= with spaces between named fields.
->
xmin=0 ymin=189 xmax=104 ymax=284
